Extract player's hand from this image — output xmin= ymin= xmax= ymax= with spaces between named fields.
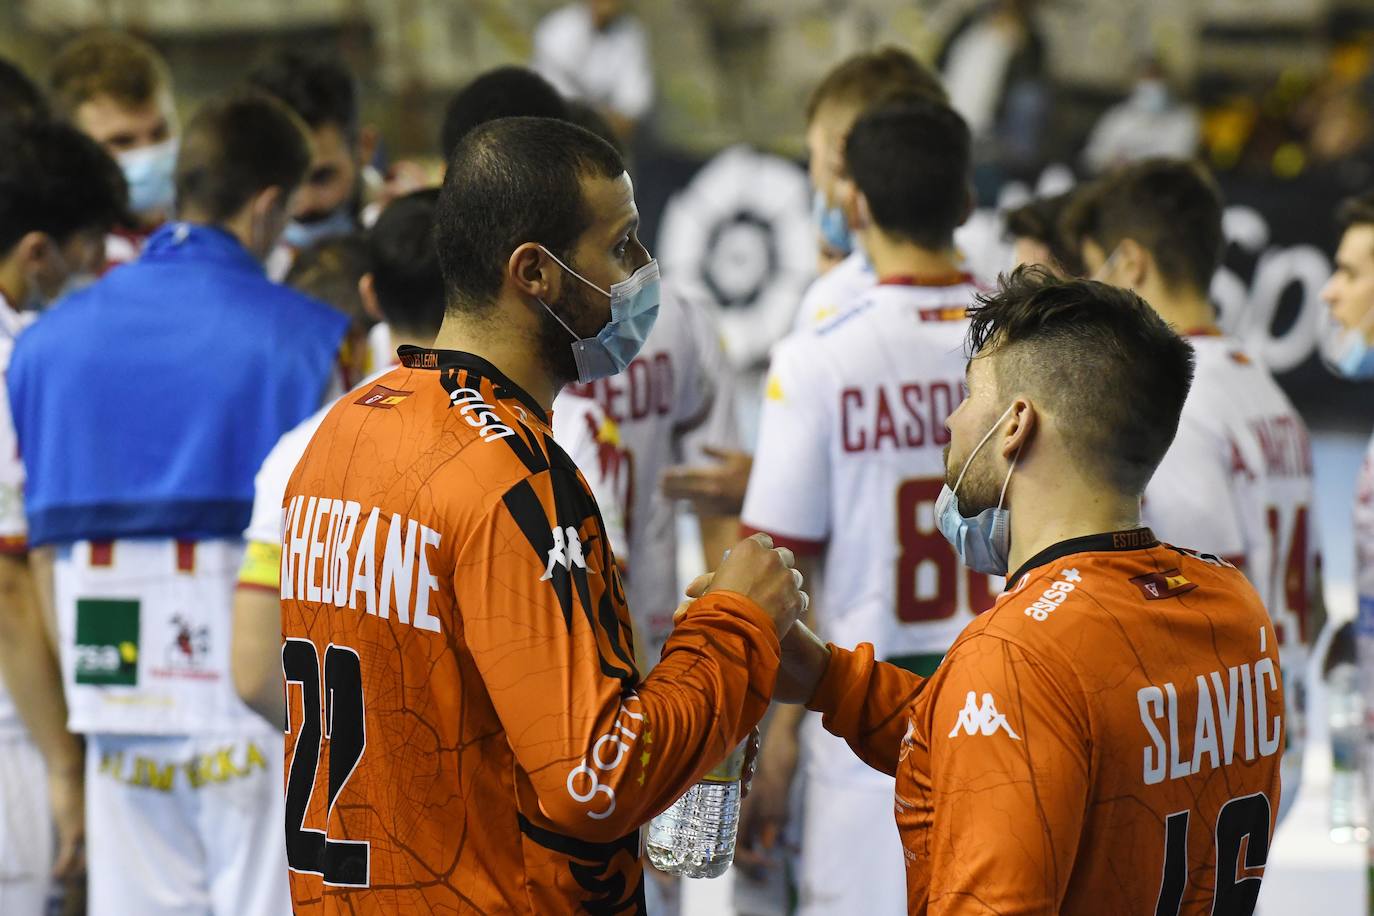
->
xmin=735 ymin=715 xmax=800 ymax=878
xmin=696 ymin=534 xmax=806 ymax=638
xmin=740 ymin=727 xmax=762 ymax=800
xmin=47 ymin=762 xmax=86 ymax=882
xmin=660 ymin=447 xmax=753 ymax=516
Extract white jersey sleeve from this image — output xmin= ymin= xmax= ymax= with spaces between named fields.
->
xmin=1142 ymin=409 xmax=1245 ymax=564
xmin=244 ymin=414 xmax=326 ymax=547
xmin=552 ymin=395 xmax=630 ymax=563
xmin=0 ymin=374 xmax=26 ymax=552
xmin=740 ymin=337 xmax=830 ymax=553
xmin=791 ymin=251 xmax=876 ymax=334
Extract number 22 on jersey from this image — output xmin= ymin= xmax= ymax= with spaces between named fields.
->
xmin=284 ymin=638 xmax=370 ymax=887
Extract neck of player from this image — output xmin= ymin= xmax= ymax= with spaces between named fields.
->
xmin=1005 ymin=456 xmax=1143 ymax=579
xmin=860 ymin=228 xmax=964 ymax=283
xmin=431 ymin=307 xmax=561 ymax=412
xmin=1140 ymin=281 xmax=1219 ymax=336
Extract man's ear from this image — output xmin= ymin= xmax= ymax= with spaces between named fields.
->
xmin=10 ymin=231 xmax=51 ymax=272
xmin=356 ymin=124 xmax=380 ymax=170
xmin=842 ymin=180 xmax=869 ymax=235
xmin=1117 ymin=238 xmax=1151 ymax=290
xmin=358 ymin=272 xmax=383 ymax=323
xmin=507 ymin=242 xmax=560 ymax=303
xmin=250 ymin=185 xmax=285 ymax=223
xmin=1002 ymin=397 xmax=1037 ymax=459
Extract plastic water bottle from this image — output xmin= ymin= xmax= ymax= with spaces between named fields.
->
xmin=1329 ymin=662 xmax=1369 ymax=843
xmin=646 ymin=740 xmax=747 ymax=878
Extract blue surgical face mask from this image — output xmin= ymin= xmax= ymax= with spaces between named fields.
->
xmin=935 ymin=403 xmax=1018 ymax=575
xmin=116 ymin=138 xmax=178 ymax=218
xmin=812 ymin=188 xmax=854 ymax=256
xmin=1319 ymin=307 xmax=1374 ymax=380
xmin=281 ymin=205 xmax=356 ymax=251
xmin=537 ymin=246 xmax=661 ymax=384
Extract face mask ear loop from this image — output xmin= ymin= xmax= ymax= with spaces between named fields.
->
xmin=537 ymin=297 xmax=581 ymax=342
xmin=536 ymin=244 xmax=610 ymax=297
xmin=996 ymin=448 xmax=1020 ymax=512
xmin=952 ymin=403 xmax=1016 ymax=496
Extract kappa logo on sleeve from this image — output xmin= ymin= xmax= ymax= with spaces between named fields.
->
xmin=1130 ymin=568 xmax=1197 ymax=600
xmin=948 ymin=691 xmax=1021 ymax=740
xmin=541 ymin=526 xmax=591 ymax=581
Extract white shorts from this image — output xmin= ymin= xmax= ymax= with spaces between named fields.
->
xmin=796 ymin=777 xmax=907 ymax=916
xmin=0 ymin=736 xmax=52 ymax=916
xmin=86 ymin=726 xmax=289 ymax=916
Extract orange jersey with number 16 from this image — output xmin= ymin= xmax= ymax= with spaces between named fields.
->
xmin=280 ymin=347 xmax=779 ymax=914
xmin=811 ymin=529 xmax=1284 ymax=914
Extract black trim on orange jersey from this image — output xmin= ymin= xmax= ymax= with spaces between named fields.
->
xmin=516 ymin=814 xmax=646 ymax=915
xmin=1008 ymin=527 xmax=1158 ymax=587
xmin=397 ymin=345 xmax=548 ymax=421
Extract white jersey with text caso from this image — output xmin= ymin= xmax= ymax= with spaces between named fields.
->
xmin=0 ymin=295 xmax=35 ymax=741
xmin=1141 ymin=333 xmax=1316 ymax=817
xmin=557 ymin=284 xmax=739 ymax=661
xmin=744 ymin=279 xmax=997 ymax=784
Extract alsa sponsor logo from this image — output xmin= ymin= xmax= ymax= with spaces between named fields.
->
xmin=566 ymin=700 xmax=645 ymax=819
xmin=541 ymin=526 xmax=589 ymax=581
xmin=355 ymin=385 xmax=412 ymax=409
xmin=1137 ymin=648 xmax=1282 ymax=785
xmin=948 ymin=691 xmax=1021 ymax=740
xmin=1131 ymin=568 xmax=1196 ymax=601
xmin=447 ymin=386 xmax=515 ymax=442
xmin=1023 ymin=567 xmax=1081 ymax=621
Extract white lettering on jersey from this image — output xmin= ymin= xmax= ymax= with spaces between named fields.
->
xmin=1022 ymin=567 xmax=1081 ymax=621
xmin=565 ymin=700 xmax=645 ymax=820
xmin=948 ymin=692 xmax=1021 ymax=740
xmin=448 ymin=386 xmax=515 ymax=442
xmin=540 ymin=526 xmax=588 ymax=581
xmin=1137 ymin=654 xmax=1282 ymax=785
xmin=281 ymin=495 xmax=442 ymax=634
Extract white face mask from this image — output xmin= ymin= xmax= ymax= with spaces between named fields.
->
xmin=535 ymin=246 xmax=661 ymax=384
xmin=934 ymin=403 xmax=1019 ymax=575
xmin=1319 ymin=305 xmax=1374 ymax=380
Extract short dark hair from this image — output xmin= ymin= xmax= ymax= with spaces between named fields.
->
xmin=806 ymin=46 xmax=947 ymax=123
xmin=1004 ymin=190 xmax=1080 ymax=274
xmin=1061 ymin=158 xmax=1224 ymax=293
xmin=246 ymin=51 xmax=359 ymax=143
xmin=435 ymin=116 xmax=624 ymax=313
xmin=844 ymin=98 xmax=971 ymax=250
xmin=0 ymin=57 xmax=47 ymax=122
xmin=49 ymin=31 xmax=171 ymax=117
xmin=967 ymin=266 xmax=1195 ymax=494
xmin=439 ymin=66 xmax=567 ymax=159
xmin=368 ymin=189 xmax=444 ymax=339
xmin=175 ymin=90 xmax=312 ymax=222
xmin=1338 ymin=190 xmax=1374 ymax=230
xmin=285 ymin=233 xmax=371 ymax=325
xmin=0 ymin=117 xmax=128 ymax=255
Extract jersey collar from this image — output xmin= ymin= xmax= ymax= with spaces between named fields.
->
xmin=1007 ymin=527 xmax=1158 ymax=587
xmin=878 ymin=272 xmax=974 ymax=288
xmin=397 ymin=346 xmax=549 ymax=421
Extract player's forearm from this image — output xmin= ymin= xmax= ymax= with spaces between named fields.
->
xmin=698 ymin=514 xmax=740 ymax=572
xmin=0 ymin=554 xmax=82 ymax=775
xmin=806 ymin=641 xmax=921 ymax=776
xmin=231 ymin=586 xmax=286 ymax=730
xmin=28 ymin=545 xmax=59 ymax=655
xmin=519 ymin=590 xmax=780 ymax=842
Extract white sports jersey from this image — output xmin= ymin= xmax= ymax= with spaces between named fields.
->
xmin=1142 ymin=334 xmax=1318 ymax=666
xmin=245 ymin=377 xmax=627 ymax=567
xmin=745 ymin=278 xmax=994 ymax=654
xmin=557 ymin=284 xmax=739 ymax=659
xmin=0 ymin=294 xmax=34 ymax=741
xmin=746 ymin=279 xmax=992 ymax=793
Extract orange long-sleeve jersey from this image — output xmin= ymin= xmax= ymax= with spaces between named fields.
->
xmin=279 ymin=347 xmax=779 ymax=914
xmin=808 ymin=529 xmax=1283 ymax=915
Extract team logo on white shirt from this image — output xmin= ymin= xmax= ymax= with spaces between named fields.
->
xmin=948 ymin=692 xmax=1021 ymax=740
